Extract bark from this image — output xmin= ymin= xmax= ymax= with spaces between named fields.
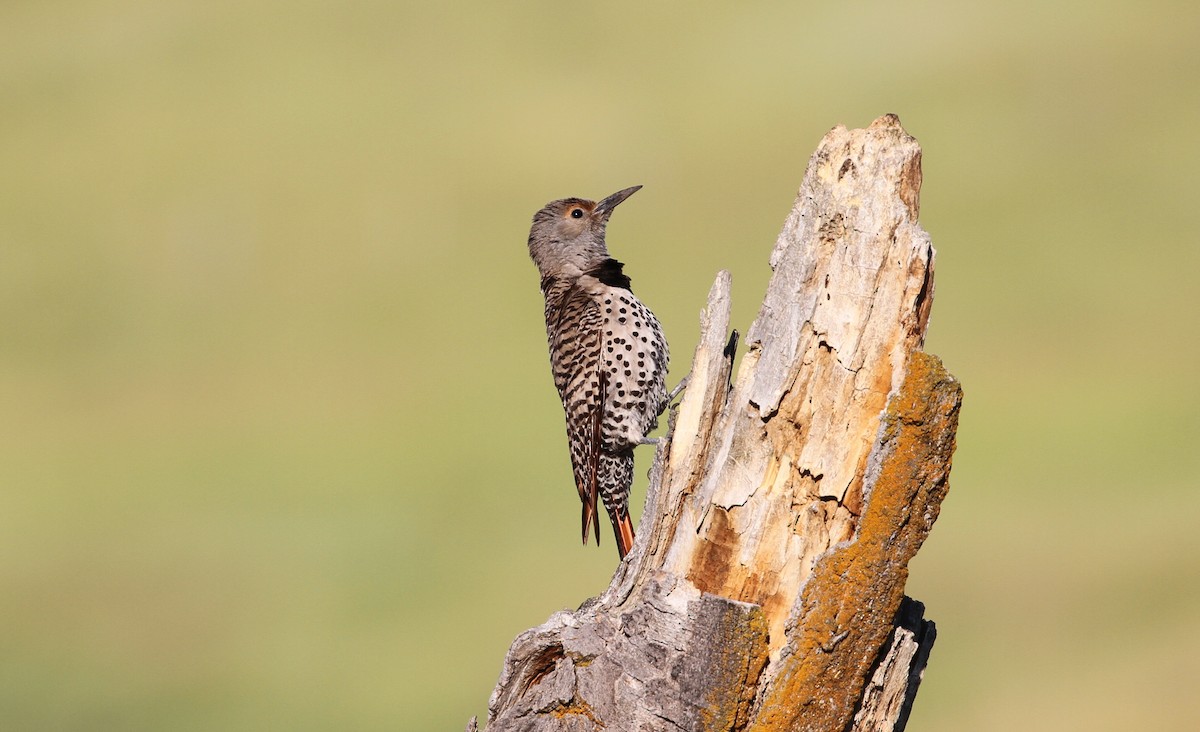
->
xmin=481 ymin=114 xmax=961 ymax=732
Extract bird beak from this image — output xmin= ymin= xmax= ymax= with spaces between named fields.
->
xmin=594 ymin=185 xmax=643 ymax=218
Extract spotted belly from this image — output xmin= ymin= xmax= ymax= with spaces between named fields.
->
xmin=597 ymin=287 xmax=668 ymax=450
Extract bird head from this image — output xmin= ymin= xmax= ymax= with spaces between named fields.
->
xmin=527 ymin=185 xmax=642 ymax=277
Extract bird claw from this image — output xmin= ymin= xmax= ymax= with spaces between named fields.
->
xmin=656 ymin=375 xmax=690 ymax=415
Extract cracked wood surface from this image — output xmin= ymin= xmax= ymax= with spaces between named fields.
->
xmin=482 ymin=114 xmax=961 ymax=732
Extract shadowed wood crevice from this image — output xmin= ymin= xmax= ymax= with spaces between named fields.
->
xmin=478 ymin=114 xmax=961 ymax=732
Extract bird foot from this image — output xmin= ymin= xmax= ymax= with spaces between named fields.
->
xmin=657 ymin=375 xmax=690 ymax=415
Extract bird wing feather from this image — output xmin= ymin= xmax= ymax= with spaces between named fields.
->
xmin=546 ymin=284 xmax=607 ymax=547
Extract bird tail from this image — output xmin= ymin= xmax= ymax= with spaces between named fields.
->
xmin=597 ymin=449 xmax=635 ymax=558
xmin=611 ymin=512 xmax=635 ymax=559
xmin=581 ymin=489 xmax=601 ymax=549
xmin=580 ymin=395 xmax=604 ymax=549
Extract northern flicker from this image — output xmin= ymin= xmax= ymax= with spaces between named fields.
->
xmin=527 ymin=185 xmax=669 ymax=559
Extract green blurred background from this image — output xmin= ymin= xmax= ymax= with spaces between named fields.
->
xmin=3 ymin=0 xmax=1198 ymax=729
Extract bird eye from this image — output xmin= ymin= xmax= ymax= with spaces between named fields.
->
xmin=570 ymin=208 xmax=584 ymax=219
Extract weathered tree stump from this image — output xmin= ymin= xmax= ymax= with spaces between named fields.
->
xmin=477 ymin=114 xmax=961 ymax=732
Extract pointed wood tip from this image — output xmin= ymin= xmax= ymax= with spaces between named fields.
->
xmin=870 ymin=112 xmax=903 ymax=130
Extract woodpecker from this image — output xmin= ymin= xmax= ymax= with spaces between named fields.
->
xmin=527 ymin=185 xmax=669 ymax=559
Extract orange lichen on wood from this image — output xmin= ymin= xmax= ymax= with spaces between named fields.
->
xmin=547 ymin=697 xmax=602 ymax=725
xmin=749 ymin=352 xmax=961 ymax=731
